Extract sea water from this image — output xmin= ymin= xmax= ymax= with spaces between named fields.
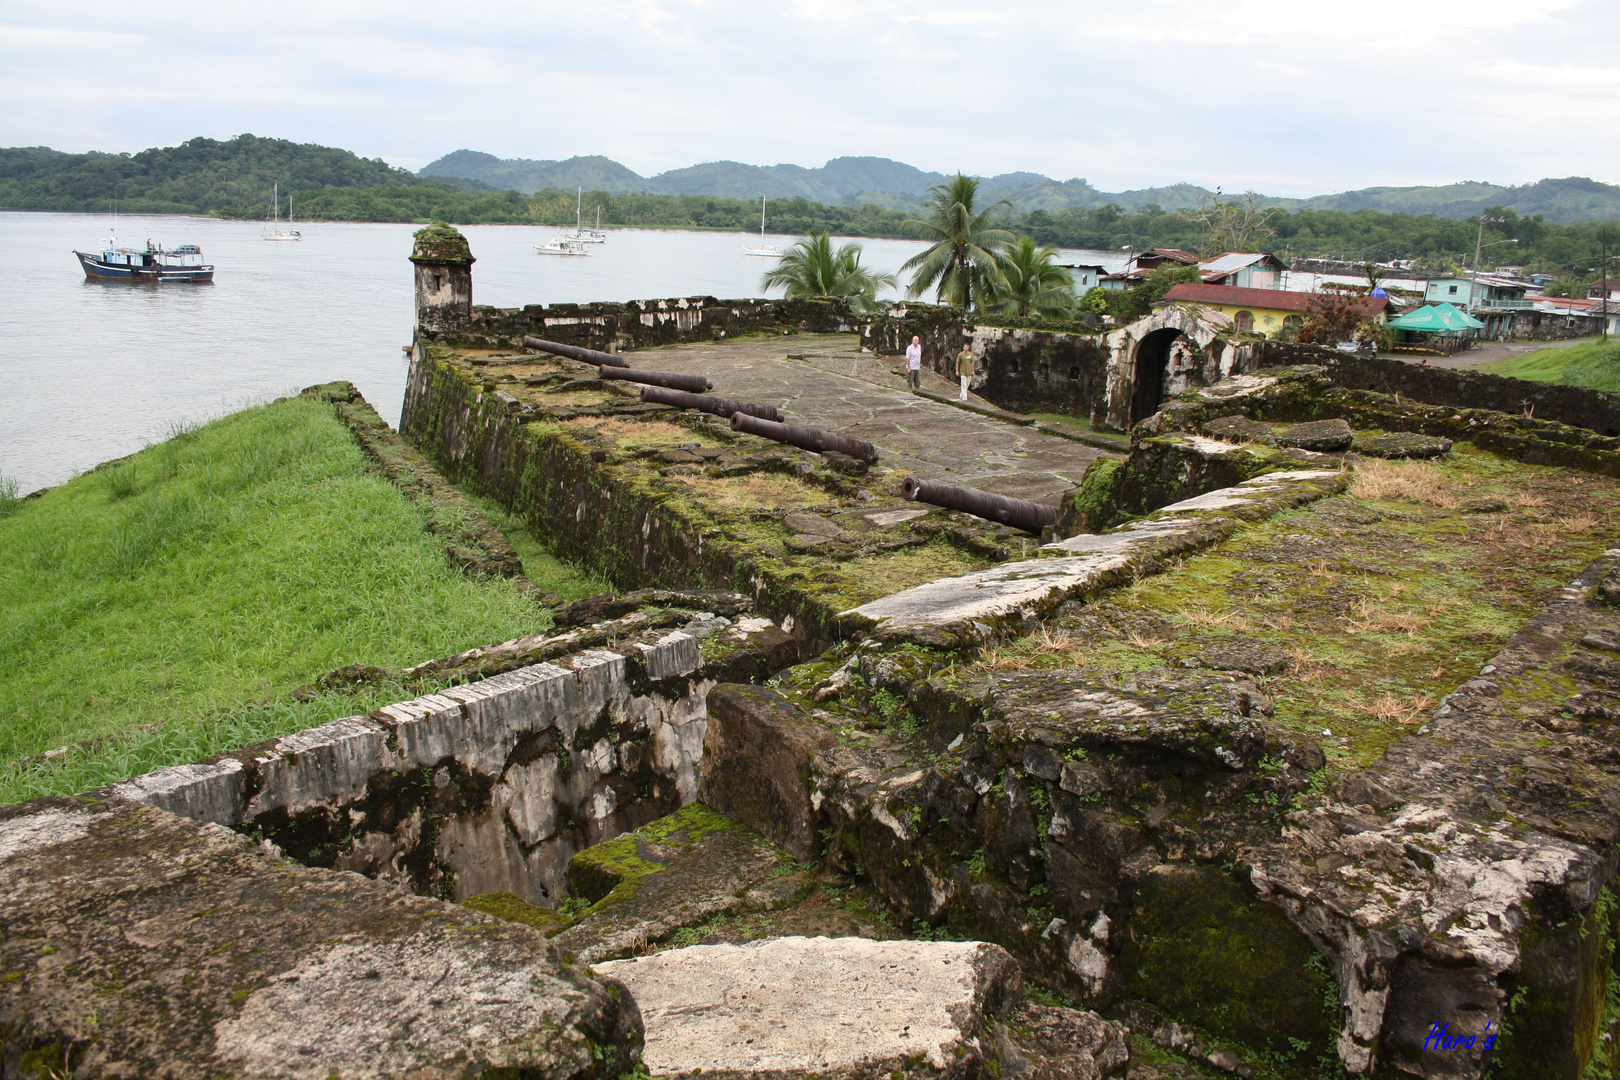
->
xmin=0 ymin=211 xmax=1125 ymax=491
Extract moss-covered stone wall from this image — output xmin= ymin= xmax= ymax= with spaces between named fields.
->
xmin=440 ymin=295 xmax=862 ymax=353
xmin=1254 ymin=340 xmax=1620 ymax=437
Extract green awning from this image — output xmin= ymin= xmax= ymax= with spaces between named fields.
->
xmin=1387 ymin=302 xmax=1486 ymax=334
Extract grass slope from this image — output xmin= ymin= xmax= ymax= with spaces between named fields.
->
xmin=0 ymin=396 xmax=546 ymax=797
xmin=1471 ymin=338 xmax=1620 ymax=392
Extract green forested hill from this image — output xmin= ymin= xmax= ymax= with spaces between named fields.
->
xmin=420 ymin=148 xmax=1620 ymax=225
xmin=0 ymin=133 xmax=527 ymax=221
xmin=4 ymin=134 xmax=1618 ymax=278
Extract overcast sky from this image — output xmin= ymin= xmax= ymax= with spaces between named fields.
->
xmin=2 ymin=0 xmax=1614 ymax=197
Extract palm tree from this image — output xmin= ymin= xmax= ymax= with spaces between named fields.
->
xmin=761 ymin=232 xmax=897 ymax=313
xmin=900 ymin=174 xmax=1015 ymax=312
xmin=992 ymin=238 xmax=1076 ymax=319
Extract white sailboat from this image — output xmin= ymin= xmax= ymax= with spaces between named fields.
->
xmin=743 ymin=196 xmax=784 ymax=257
xmin=261 ymin=182 xmax=302 ymax=241
xmin=561 ymin=187 xmax=606 ymax=244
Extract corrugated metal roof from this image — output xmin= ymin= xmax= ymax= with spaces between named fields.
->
xmin=1163 ymin=282 xmax=1394 ymax=315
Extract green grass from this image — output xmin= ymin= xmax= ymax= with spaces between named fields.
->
xmin=458 ymin=489 xmax=613 ymax=602
xmin=1470 ymin=338 xmax=1620 ymax=391
xmin=0 ymin=396 xmax=551 ymax=794
xmin=1029 ymin=411 xmax=1099 ymax=433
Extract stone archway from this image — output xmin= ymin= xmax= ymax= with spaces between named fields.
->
xmin=1096 ymin=304 xmax=1238 ymax=432
xmin=1129 ymin=327 xmax=1181 ymax=426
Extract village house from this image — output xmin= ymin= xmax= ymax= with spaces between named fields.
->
xmin=1101 ymin=249 xmax=1290 ymax=291
xmin=1159 ymin=281 xmax=1394 ymax=336
xmin=1060 ymin=262 xmax=1108 ymax=292
xmin=1196 ymin=251 xmax=1290 ymax=288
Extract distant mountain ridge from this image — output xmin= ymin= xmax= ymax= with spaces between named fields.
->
xmin=419 ymin=150 xmax=1620 ymax=225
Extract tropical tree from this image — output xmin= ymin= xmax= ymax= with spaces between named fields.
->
xmin=991 ymin=238 xmax=1076 ymax=318
xmin=760 ymin=231 xmax=897 ymax=312
xmin=900 ymin=174 xmax=1015 ymax=312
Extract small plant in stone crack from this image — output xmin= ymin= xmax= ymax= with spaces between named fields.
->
xmin=1172 ymin=604 xmax=1251 ymax=632
xmin=1362 ymin=690 xmax=1434 ymax=727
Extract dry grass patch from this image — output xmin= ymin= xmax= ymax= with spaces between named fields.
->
xmin=538 ymin=390 xmax=618 ymax=408
xmin=1361 ymin=691 xmax=1434 ymax=727
xmin=834 ymin=544 xmax=989 ymax=604
xmin=1350 ymin=459 xmax=1457 ymax=508
xmin=685 ymin=473 xmax=819 ymax=509
xmin=559 ymin=417 xmax=716 ymax=449
xmin=979 ymin=648 xmax=1036 ymax=673
xmin=1553 ymin=512 xmax=1599 ymax=533
xmin=1173 ymin=605 xmax=1252 ymax=632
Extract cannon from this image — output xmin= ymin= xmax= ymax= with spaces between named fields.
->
xmin=521 ymin=335 xmax=629 ymax=368
xmin=900 ymin=476 xmax=1058 ymax=532
xmin=598 ymin=366 xmax=711 ymax=393
xmin=638 ymin=385 xmax=783 ymax=423
xmin=729 ymin=412 xmax=879 ymax=464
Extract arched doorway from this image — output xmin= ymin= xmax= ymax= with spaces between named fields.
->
xmin=1130 ymin=327 xmax=1183 ymax=425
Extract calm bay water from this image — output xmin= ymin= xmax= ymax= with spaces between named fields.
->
xmin=0 ymin=211 xmax=1125 ymax=492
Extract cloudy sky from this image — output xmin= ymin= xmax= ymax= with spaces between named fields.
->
xmin=2 ymin=0 xmax=1614 ymax=196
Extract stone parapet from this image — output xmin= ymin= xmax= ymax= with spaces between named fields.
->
xmin=107 ymin=615 xmax=794 ymax=909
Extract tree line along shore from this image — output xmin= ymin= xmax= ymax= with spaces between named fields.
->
xmin=4 ymin=135 xmax=1618 ymax=279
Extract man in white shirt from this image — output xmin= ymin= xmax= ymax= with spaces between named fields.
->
xmin=904 ymin=335 xmax=923 ymax=391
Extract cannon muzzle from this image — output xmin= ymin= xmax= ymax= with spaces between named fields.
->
xmin=899 ymin=476 xmax=1057 ymax=532
xmin=729 ymin=412 xmax=878 ymax=464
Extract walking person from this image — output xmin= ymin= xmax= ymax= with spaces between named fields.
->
xmin=956 ymin=343 xmax=975 ymax=401
xmin=904 ymin=335 xmax=922 ymax=391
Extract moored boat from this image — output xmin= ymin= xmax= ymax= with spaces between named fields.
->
xmin=534 ymin=236 xmax=590 ymax=256
xmin=74 ymin=238 xmax=215 ymax=282
xmin=262 ymin=181 xmax=302 ymax=241
xmin=743 ymin=196 xmax=784 ymax=257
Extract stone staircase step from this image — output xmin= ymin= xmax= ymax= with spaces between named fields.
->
xmin=549 ymin=803 xmax=791 ymax=963
xmin=596 ymin=936 xmax=1130 ymax=1079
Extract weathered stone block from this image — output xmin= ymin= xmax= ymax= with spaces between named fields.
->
xmin=551 ymin=803 xmax=785 ymax=963
xmin=1354 ymin=431 xmax=1453 ymax=459
xmin=1114 ymin=864 xmax=1338 ymax=1058
xmin=700 ymin=684 xmax=839 ymax=860
xmin=0 ymin=795 xmax=639 ymax=1079
xmin=1274 ymin=418 xmax=1354 ymax=451
xmin=596 ymin=937 xmax=1027 ymax=1079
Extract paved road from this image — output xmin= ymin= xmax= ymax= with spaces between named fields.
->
xmin=1383 ymin=336 xmax=1597 ymax=371
xmin=625 ymin=333 xmax=1114 ymax=505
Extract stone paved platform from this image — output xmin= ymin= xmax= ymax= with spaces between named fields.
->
xmin=607 ymin=334 xmax=1113 ymax=504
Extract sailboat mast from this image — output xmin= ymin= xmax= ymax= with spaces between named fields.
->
xmin=761 ymin=196 xmax=766 ymax=239
xmin=576 ymin=186 xmax=583 ymax=232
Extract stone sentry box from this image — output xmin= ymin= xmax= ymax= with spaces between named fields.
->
xmin=106 ymin=627 xmax=752 ymax=907
xmin=411 ymin=223 xmax=477 ymax=336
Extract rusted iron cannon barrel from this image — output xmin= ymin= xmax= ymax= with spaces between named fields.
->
xmin=521 ymin=335 xmax=629 ymax=368
xmin=730 ymin=412 xmax=879 ymax=464
xmin=900 ymin=475 xmax=1058 ymax=532
xmin=598 ymin=366 xmax=711 ymax=393
xmin=638 ymin=385 xmax=783 ymax=423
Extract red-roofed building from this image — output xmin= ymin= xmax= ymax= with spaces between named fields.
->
xmin=1161 ymin=283 xmax=1394 ymax=335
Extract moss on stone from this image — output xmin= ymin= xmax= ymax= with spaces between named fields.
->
xmin=1116 ymin=865 xmax=1337 ymax=1059
xmin=1060 ymin=458 xmax=1123 ymax=533
xmin=462 ymin=891 xmax=575 ymax=936
xmin=567 ymin=803 xmax=743 ymax=907
xmin=410 ymin=223 xmax=473 ymax=263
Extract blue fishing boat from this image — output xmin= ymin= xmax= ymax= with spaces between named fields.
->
xmin=75 ymin=238 xmax=214 ymax=282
